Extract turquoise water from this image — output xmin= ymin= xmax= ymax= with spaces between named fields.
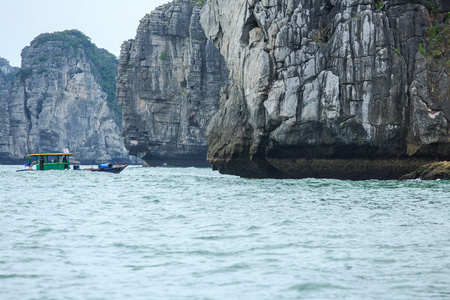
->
xmin=1 ymin=165 xmax=449 ymax=299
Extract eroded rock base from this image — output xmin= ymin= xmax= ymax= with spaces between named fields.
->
xmin=400 ymin=161 xmax=450 ymax=180
xmin=211 ymin=158 xmax=435 ymax=180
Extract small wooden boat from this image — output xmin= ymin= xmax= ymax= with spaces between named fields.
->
xmin=79 ymin=163 xmax=128 ymax=174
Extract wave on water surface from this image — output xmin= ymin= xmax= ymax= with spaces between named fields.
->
xmin=1 ymin=165 xmax=449 ymax=299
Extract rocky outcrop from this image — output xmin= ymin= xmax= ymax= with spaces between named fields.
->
xmin=400 ymin=161 xmax=450 ymax=180
xmin=0 ymin=58 xmax=18 ymax=162
xmin=0 ymin=58 xmax=18 ymax=78
xmin=117 ymin=0 xmax=228 ymax=166
xmin=3 ymin=30 xmax=129 ymax=164
xmin=201 ymin=0 xmax=450 ymax=179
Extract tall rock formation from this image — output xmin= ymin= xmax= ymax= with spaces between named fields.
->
xmin=201 ymin=0 xmax=450 ymax=179
xmin=3 ymin=30 xmax=128 ymax=164
xmin=0 ymin=58 xmax=18 ymax=162
xmin=117 ymin=0 xmax=228 ymax=166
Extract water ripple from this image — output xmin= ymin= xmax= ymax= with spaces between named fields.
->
xmin=1 ymin=165 xmax=449 ymax=299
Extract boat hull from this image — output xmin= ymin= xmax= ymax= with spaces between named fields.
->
xmin=82 ymin=164 xmax=128 ymax=174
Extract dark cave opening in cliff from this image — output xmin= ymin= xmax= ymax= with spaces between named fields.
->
xmin=240 ymin=15 xmax=260 ymax=45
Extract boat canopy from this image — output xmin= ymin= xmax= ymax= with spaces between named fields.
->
xmin=27 ymin=153 xmax=73 ymax=157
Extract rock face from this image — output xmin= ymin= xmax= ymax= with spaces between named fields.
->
xmin=200 ymin=0 xmax=450 ymax=179
xmin=2 ymin=30 xmax=128 ymax=164
xmin=117 ymin=0 xmax=228 ymax=166
xmin=0 ymin=58 xmax=18 ymax=162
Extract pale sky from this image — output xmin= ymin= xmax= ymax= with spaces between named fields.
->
xmin=0 ymin=0 xmax=169 ymax=67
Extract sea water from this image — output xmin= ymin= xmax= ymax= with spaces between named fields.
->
xmin=1 ymin=165 xmax=449 ymax=299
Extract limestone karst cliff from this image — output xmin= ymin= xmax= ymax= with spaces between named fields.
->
xmin=2 ymin=30 xmax=129 ymax=164
xmin=117 ymin=0 xmax=228 ymax=166
xmin=0 ymin=58 xmax=18 ymax=162
xmin=200 ymin=0 xmax=450 ymax=179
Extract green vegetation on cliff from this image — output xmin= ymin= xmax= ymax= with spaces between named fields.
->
xmin=421 ymin=3 xmax=450 ymax=68
xmin=30 ymin=30 xmax=121 ymax=126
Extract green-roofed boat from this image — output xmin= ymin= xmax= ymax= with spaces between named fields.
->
xmin=16 ymin=153 xmax=72 ymax=172
xmin=16 ymin=152 xmax=128 ymax=174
